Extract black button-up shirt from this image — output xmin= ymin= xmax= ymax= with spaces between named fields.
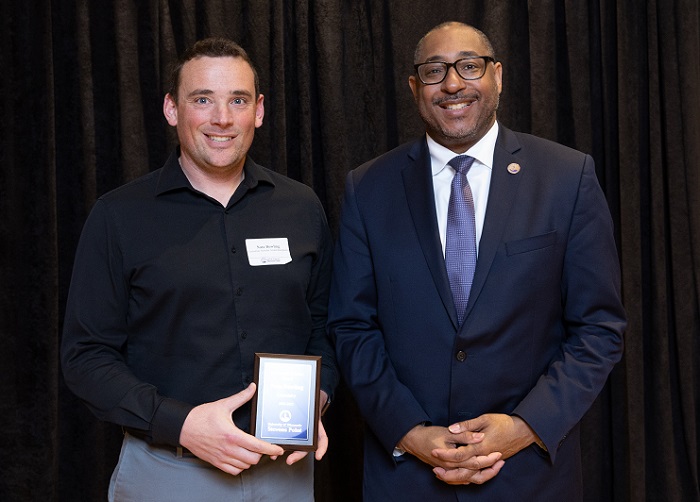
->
xmin=61 ymin=150 xmax=338 ymax=446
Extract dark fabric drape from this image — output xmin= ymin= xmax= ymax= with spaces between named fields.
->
xmin=1 ymin=1 xmax=698 ymax=500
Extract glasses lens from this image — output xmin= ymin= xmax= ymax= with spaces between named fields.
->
xmin=455 ymin=58 xmax=487 ymax=79
xmin=418 ymin=63 xmax=448 ymax=84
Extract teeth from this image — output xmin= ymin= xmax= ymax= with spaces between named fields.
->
xmin=207 ymin=135 xmax=231 ymax=142
xmin=445 ymin=102 xmax=471 ymax=110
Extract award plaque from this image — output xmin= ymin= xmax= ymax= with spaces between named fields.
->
xmin=251 ymin=353 xmax=321 ymax=451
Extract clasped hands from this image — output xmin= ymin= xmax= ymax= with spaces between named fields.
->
xmin=397 ymin=413 xmax=540 ymax=485
xmin=179 ymin=383 xmax=329 ymax=475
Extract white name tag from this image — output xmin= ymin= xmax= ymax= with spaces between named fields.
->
xmin=245 ymin=238 xmax=292 ymax=266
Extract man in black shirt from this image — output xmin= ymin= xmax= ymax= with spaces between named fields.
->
xmin=61 ymin=38 xmax=338 ymax=501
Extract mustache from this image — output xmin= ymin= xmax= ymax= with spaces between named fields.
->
xmin=433 ymin=93 xmax=478 ymax=106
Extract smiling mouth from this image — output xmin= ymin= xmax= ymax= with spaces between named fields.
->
xmin=436 ymin=94 xmax=477 ymax=110
xmin=443 ymin=101 xmax=473 ymax=110
xmin=206 ymin=134 xmax=234 ymax=142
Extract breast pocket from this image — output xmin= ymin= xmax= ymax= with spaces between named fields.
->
xmin=505 ymin=230 xmax=557 ymax=256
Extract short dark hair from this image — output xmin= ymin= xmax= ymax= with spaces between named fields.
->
xmin=168 ymin=37 xmax=260 ymax=101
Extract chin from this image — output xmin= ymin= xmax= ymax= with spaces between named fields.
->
xmin=438 ymin=127 xmax=480 ymax=146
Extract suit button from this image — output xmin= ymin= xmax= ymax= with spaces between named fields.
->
xmin=456 ymin=350 xmax=466 ymax=362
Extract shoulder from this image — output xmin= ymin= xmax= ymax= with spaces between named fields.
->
xmin=98 ymin=170 xmax=162 ymax=204
xmin=349 ymin=139 xmax=424 ymax=185
xmin=97 ymin=149 xmax=186 ymax=205
xmin=251 ymin=162 xmax=323 ymax=207
xmin=248 ymin=162 xmax=328 ymax=225
xmin=500 ymin=126 xmax=590 ymax=167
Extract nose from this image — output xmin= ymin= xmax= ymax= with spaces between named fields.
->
xmin=212 ymin=102 xmax=234 ymax=126
xmin=441 ymin=66 xmax=467 ymax=93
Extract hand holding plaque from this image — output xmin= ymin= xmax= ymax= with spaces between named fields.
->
xmin=251 ymin=353 xmax=321 ymax=451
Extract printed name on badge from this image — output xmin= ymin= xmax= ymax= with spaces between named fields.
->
xmin=245 ymin=238 xmax=292 ymax=266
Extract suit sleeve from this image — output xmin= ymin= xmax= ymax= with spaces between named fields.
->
xmin=512 ymin=155 xmax=626 ymax=461
xmin=328 ymin=170 xmax=432 ymax=454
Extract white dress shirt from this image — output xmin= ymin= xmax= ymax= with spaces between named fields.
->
xmin=428 ymin=121 xmax=498 ymax=257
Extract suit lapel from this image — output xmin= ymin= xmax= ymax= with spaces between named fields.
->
xmin=401 ymin=140 xmax=459 ymax=327
xmin=464 ymin=126 xmax=524 ymax=320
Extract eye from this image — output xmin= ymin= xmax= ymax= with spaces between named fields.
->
xmin=194 ymin=96 xmax=210 ymax=105
xmin=232 ymin=97 xmax=246 ymax=105
xmin=426 ymin=65 xmax=445 ymax=75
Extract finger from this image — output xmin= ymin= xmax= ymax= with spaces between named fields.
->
xmin=233 ymin=433 xmax=285 ymax=457
xmin=448 ymin=431 xmax=485 ymax=446
xmin=223 ymin=383 xmax=257 ymax=412
xmin=448 ymin=415 xmax=488 ymax=434
xmin=433 ymin=449 xmax=502 ymax=470
xmin=207 ymin=443 xmax=265 ymax=470
xmin=315 ymin=420 xmax=328 ymax=461
xmin=432 ymin=444 xmax=480 ymax=463
xmin=434 ymin=459 xmax=505 ymax=485
xmin=217 ymin=464 xmax=245 ymax=476
xmin=212 ymin=457 xmax=253 ymax=476
xmin=286 ymin=450 xmax=309 ymax=465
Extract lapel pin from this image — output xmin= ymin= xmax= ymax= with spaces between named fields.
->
xmin=507 ymin=162 xmax=521 ymax=174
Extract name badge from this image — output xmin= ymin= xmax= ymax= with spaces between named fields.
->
xmin=246 ymin=238 xmax=292 ymax=266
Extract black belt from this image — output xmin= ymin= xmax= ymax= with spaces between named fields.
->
xmin=123 ymin=428 xmax=197 ymax=458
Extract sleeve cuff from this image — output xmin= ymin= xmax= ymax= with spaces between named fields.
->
xmin=150 ymin=398 xmax=194 ymax=446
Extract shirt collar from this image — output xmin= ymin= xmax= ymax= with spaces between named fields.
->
xmin=428 ymin=121 xmax=499 ymax=176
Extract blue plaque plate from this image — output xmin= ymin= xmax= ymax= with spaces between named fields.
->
xmin=251 ymin=353 xmax=321 ymax=451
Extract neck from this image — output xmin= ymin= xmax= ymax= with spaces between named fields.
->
xmin=179 ymin=157 xmax=245 ymax=206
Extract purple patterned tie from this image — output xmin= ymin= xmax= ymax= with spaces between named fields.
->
xmin=445 ymin=155 xmax=476 ymax=325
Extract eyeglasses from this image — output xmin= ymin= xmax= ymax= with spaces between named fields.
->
xmin=414 ymin=56 xmax=495 ymax=85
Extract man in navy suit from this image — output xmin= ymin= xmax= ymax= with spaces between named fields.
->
xmin=327 ymin=22 xmax=626 ymax=501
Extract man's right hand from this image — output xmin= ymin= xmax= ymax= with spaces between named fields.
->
xmin=179 ymin=383 xmax=285 ymax=475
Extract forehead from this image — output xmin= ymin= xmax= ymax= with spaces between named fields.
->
xmin=418 ymin=26 xmax=489 ymax=61
xmin=178 ymin=56 xmax=255 ymax=93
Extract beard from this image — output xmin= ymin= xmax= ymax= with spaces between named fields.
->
xmin=418 ymin=91 xmax=500 ymax=150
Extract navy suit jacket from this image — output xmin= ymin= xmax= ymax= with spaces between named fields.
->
xmin=328 ymin=125 xmax=626 ymax=501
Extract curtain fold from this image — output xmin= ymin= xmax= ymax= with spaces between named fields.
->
xmin=1 ymin=1 xmax=698 ymax=500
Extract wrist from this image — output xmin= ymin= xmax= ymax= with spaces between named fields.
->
xmin=511 ymin=415 xmax=545 ymax=450
xmin=396 ymin=422 xmax=427 ymax=454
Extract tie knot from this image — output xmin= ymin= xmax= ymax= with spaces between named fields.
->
xmin=449 ymin=155 xmax=475 ymax=175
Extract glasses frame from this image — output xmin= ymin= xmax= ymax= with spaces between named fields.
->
xmin=413 ymin=56 xmax=496 ymax=85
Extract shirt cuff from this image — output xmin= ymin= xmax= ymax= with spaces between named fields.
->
xmin=150 ymin=397 xmax=194 ymax=446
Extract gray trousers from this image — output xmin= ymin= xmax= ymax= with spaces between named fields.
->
xmin=108 ymin=433 xmax=314 ymax=501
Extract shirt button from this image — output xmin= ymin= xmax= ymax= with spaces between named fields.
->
xmin=456 ymin=350 xmax=467 ymax=362
xmin=241 ymin=332 xmax=248 ymax=339
xmin=231 ymin=246 xmax=237 ymax=253
xmin=235 ymin=288 xmax=243 ymax=296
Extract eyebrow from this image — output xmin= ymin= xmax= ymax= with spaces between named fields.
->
xmin=186 ymin=89 xmax=254 ymax=99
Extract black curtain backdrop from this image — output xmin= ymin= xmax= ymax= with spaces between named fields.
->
xmin=1 ymin=1 xmax=698 ymax=501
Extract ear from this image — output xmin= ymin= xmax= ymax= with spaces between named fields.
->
xmin=408 ymin=75 xmax=419 ymax=102
xmin=493 ymin=61 xmax=503 ymax=94
xmin=163 ymin=93 xmax=178 ymax=126
xmin=255 ymin=94 xmax=265 ymax=128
